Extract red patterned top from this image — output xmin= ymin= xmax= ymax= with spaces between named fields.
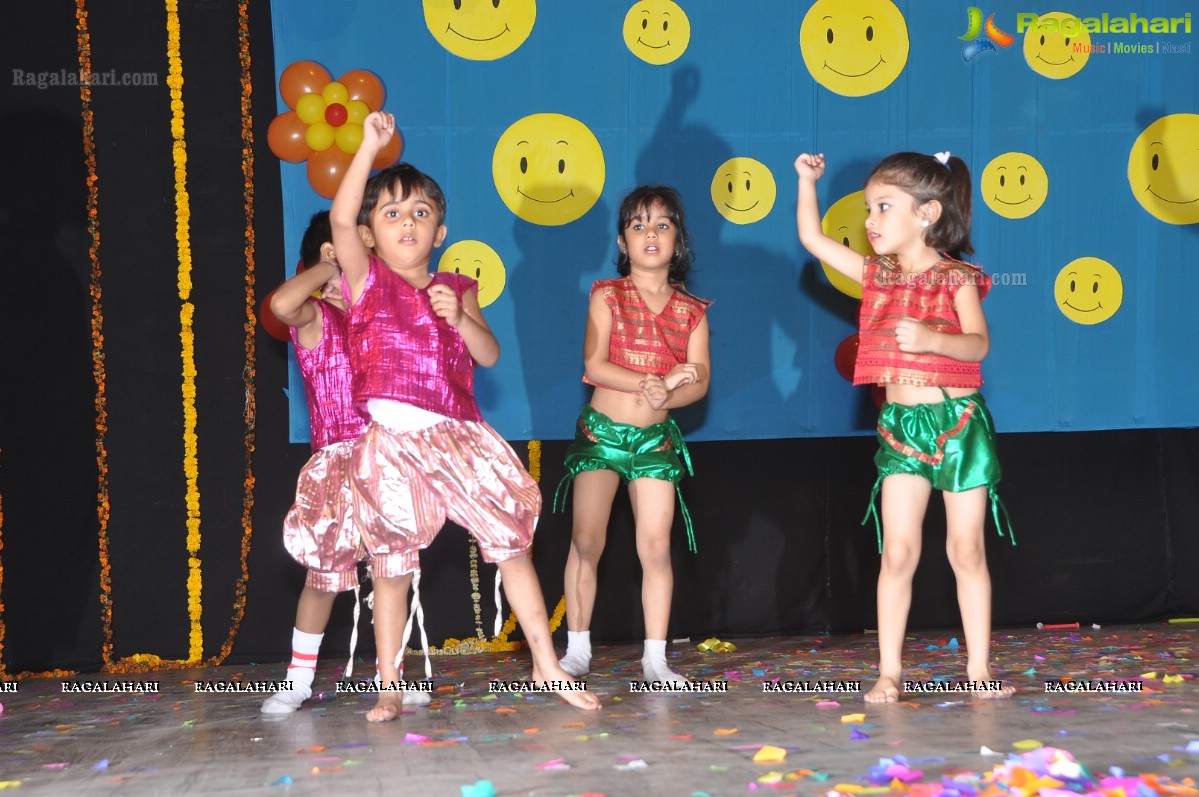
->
xmin=855 ymin=255 xmax=991 ymax=388
xmin=583 ymin=276 xmax=711 ymax=389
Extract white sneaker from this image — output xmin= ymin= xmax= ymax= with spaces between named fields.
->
xmin=642 ymin=659 xmax=690 ymax=688
xmin=402 ymin=688 xmax=432 ymax=707
xmin=559 ymin=653 xmax=591 ymax=677
xmin=260 ymin=679 xmax=312 ymax=714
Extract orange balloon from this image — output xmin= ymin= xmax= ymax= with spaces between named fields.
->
xmin=259 ymin=289 xmax=291 ymax=341
xmin=307 ymin=146 xmax=355 ymax=199
xmin=339 ymin=69 xmax=385 ymax=111
xmin=279 ymin=60 xmax=332 ymax=109
xmin=371 ymin=131 xmax=403 ymax=169
xmin=267 ymin=111 xmax=312 ymax=163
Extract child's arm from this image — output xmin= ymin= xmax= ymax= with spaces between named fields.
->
xmin=331 ymin=111 xmax=394 ymax=303
xmin=428 ymin=283 xmax=500 ymax=367
xmin=895 ymin=285 xmax=990 ymax=361
xmin=581 ymin=289 xmax=655 ymax=392
xmin=795 ymin=153 xmax=864 ymax=285
xmin=653 ymin=315 xmax=711 ymax=410
xmin=268 ymin=261 xmax=339 ymax=350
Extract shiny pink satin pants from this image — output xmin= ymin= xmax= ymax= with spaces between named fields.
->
xmin=352 ymin=419 xmax=539 ymax=578
xmin=282 ymin=440 xmax=364 ymax=592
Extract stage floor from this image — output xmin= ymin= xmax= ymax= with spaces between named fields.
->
xmin=3 ymin=624 xmax=1197 ymax=795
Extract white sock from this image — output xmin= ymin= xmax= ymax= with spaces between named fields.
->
xmin=642 ymin=638 xmax=666 ymax=664
xmin=261 ymin=628 xmax=321 ymax=714
xmin=641 ymin=639 xmax=688 ymax=687
xmin=559 ymin=630 xmax=591 ymax=676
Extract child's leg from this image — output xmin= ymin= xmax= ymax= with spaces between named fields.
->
xmin=367 ymin=573 xmax=413 ymax=722
xmin=944 ymin=486 xmax=1013 ymax=697
xmin=434 ymin=420 xmax=598 ymax=709
xmin=627 ymin=477 xmax=687 ymax=685
xmin=561 ymin=469 xmax=620 ymax=674
xmin=261 ymin=587 xmax=338 ymax=714
xmin=295 ymin=584 xmax=338 ymax=635
xmin=495 ymin=555 xmax=601 ymax=710
xmin=867 ymin=474 xmax=931 ymax=703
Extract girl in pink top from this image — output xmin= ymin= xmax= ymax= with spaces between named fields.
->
xmin=795 ymin=151 xmax=1014 ymax=703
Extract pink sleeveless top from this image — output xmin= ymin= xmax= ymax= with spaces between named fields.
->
xmin=855 ymin=254 xmax=991 ymax=388
xmin=348 ymin=256 xmax=482 ymax=422
xmin=582 ymin=276 xmax=711 ymax=388
xmin=292 ymin=300 xmax=365 ymax=450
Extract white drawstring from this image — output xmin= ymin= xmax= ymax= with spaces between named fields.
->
xmin=343 ymin=584 xmax=362 ymax=678
xmin=397 ymin=570 xmax=433 ymax=680
xmin=492 ymin=567 xmax=504 ymax=639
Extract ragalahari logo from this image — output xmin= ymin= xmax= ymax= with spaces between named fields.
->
xmin=958 ymin=7 xmax=1015 ymax=61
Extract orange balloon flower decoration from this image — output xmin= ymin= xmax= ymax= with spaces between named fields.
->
xmin=266 ymin=61 xmax=403 ymax=198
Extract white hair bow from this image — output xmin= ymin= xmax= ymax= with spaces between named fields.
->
xmin=933 ymin=151 xmax=951 ymax=166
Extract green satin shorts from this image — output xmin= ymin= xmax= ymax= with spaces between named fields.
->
xmin=554 ymin=405 xmax=697 ymax=553
xmin=863 ymin=391 xmax=1015 ymax=552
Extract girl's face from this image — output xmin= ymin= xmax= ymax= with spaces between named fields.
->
xmin=863 ymin=180 xmax=927 ymax=257
xmin=620 ymin=200 xmax=677 ymax=271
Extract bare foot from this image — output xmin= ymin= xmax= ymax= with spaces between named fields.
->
xmin=864 ymin=675 xmax=901 ymax=703
xmin=969 ymin=671 xmax=1016 ymax=699
xmin=531 ymin=664 xmax=601 ymax=711
xmin=975 ymin=684 xmax=1016 ymax=699
xmin=366 ymin=692 xmax=402 ymax=722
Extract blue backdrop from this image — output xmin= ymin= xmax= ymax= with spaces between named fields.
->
xmin=271 ymin=1 xmax=1198 ymax=442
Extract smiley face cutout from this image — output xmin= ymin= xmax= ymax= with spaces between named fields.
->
xmin=710 ymin=157 xmax=776 ymax=225
xmin=623 ymin=0 xmax=691 ymax=65
xmin=799 ymin=0 xmax=910 ymax=97
xmin=492 ymin=113 xmax=606 ymax=226
xmin=1054 ymin=256 xmax=1123 ymax=325
xmin=423 ymin=0 xmax=536 ymax=61
xmin=819 ymin=190 xmax=868 ymax=299
xmin=437 ymin=240 xmax=507 ymax=308
xmin=1127 ymin=113 xmax=1199 ymax=225
xmin=1022 ymin=11 xmax=1091 ymax=79
xmin=981 ymin=152 xmax=1049 ymax=219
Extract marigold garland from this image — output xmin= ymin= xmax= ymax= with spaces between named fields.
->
xmin=164 ymin=0 xmax=205 ymax=664
xmin=71 ymin=0 xmax=100 ymax=682
xmin=528 ymin=439 xmax=541 ymax=482
xmin=205 ymin=0 xmax=257 ymax=667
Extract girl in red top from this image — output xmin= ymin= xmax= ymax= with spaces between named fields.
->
xmin=556 ymin=185 xmax=711 ymax=686
xmin=795 ymin=151 xmax=1014 ymax=703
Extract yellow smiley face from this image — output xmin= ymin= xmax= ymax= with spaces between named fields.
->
xmin=710 ymin=157 xmax=776 ymax=225
xmin=820 ymin=190 xmax=867 ymax=299
xmin=1022 ymin=11 xmax=1090 ymax=79
xmin=423 ymin=0 xmax=536 ymax=61
xmin=437 ymin=240 xmax=507 ymax=308
xmin=799 ymin=0 xmax=909 ymax=97
xmin=1053 ymin=257 xmax=1123 ymax=325
xmin=492 ymin=113 xmax=606 ymax=226
xmin=981 ymin=152 xmax=1050 ymax=219
xmin=1127 ymin=113 xmax=1199 ymax=225
xmin=622 ymin=0 xmax=691 ymax=65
